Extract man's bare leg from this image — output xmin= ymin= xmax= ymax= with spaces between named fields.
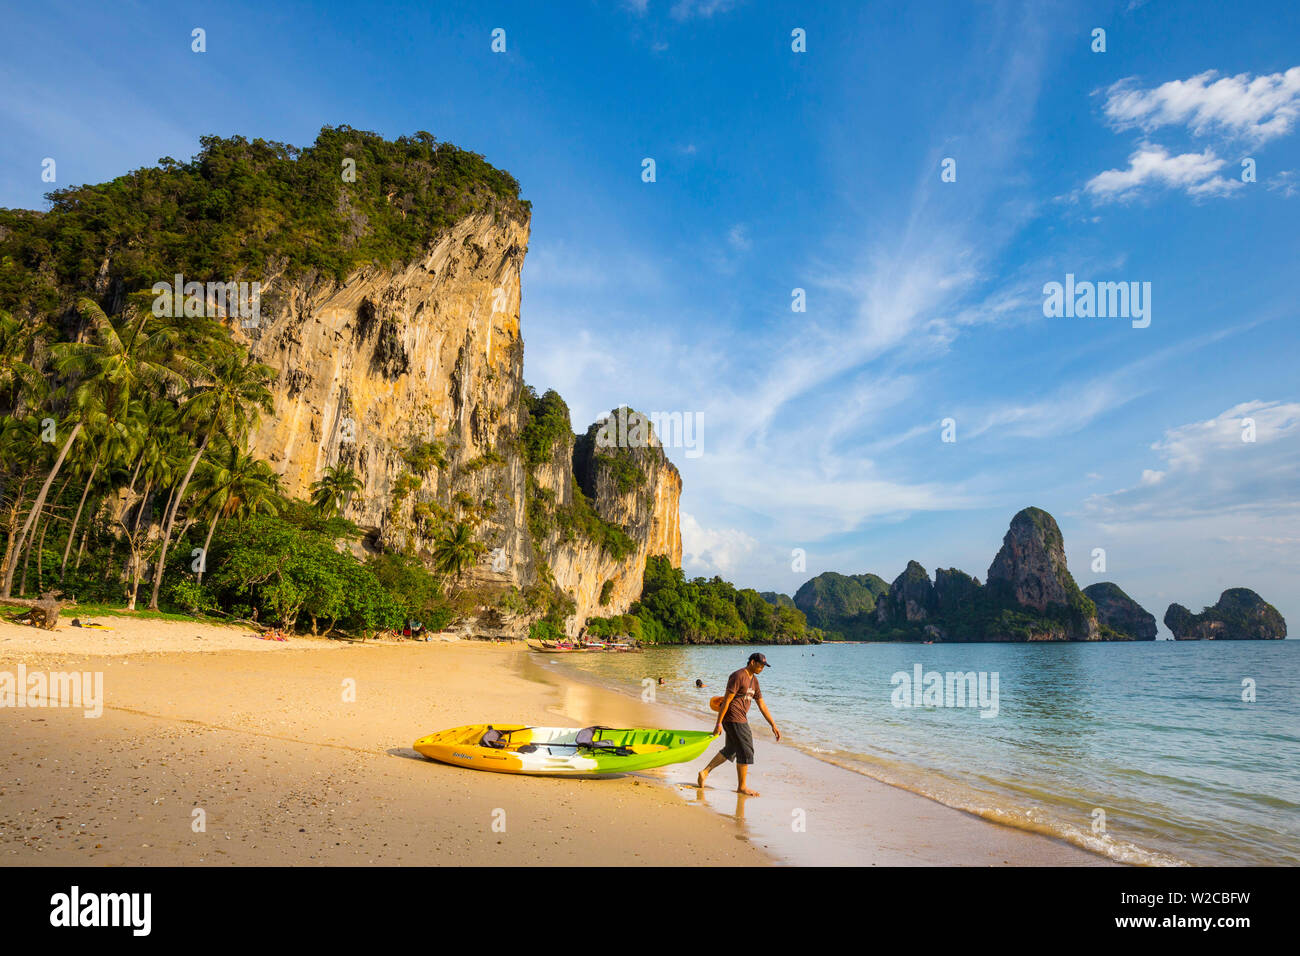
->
xmin=697 ymin=751 xmax=727 ymax=788
xmin=736 ymin=762 xmax=759 ymax=796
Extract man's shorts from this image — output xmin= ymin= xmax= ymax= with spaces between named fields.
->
xmin=719 ymin=721 xmax=755 ymax=765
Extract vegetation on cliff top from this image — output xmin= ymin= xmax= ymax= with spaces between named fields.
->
xmin=0 ymin=126 xmax=529 ymax=315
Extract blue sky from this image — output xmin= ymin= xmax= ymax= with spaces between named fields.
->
xmin=2 ymin=0 xmax=1297 ymax=635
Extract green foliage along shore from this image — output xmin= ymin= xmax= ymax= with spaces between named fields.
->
xmin=585 ymin=556 xmax=819 ymax=645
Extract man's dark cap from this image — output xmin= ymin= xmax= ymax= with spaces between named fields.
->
xmin=748 ymin=652 xmax=771 ymax=667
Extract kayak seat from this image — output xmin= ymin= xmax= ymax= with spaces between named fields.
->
xmin=480 ymin=728 xmax=507 ymax=749
xmin=575 ymin=726 xmax=633 ymax=756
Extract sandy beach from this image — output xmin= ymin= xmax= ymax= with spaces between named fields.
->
xmin=0 ymin=616 xmax=1109 ymax=866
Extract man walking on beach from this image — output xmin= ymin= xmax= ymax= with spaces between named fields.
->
xmin=697 ymin=652 xmax=780 ymax=796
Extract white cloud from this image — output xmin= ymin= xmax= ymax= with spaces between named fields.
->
xmin=1101 ymin=67 xmax=1300 ymax=145
xmin=727 ymin=223 xmax=750 ymax=251
xmin=1085 ymin=145 xmax=1243 ymax=202
xmin=680 ymin=512 xmax=757 ymax=576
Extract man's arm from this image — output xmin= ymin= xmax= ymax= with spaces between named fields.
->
xmin=757 ymin=699 xmax=781 ymax=741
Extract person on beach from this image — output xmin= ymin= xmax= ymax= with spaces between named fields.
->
xmin=697 ymin=652 xmax=780 ymax=796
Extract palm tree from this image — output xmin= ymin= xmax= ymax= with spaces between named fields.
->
xmin=147 ymin=347 xmax=274 ymax=609
xmin=431 ymin=521 xmax=485 ymax=593
xmin=0 ymin=310 xmax=43 ymax=416
xmin=310 ymin=463 xmax=363 ymax=517
xmin=192 ymin=442 xmax=282 ymax=583
xmin=1 ymin=298 xmax=180 ymax=598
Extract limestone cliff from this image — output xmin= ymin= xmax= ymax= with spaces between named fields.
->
xmin=1083 ymin=582 xmax=1157 ymax=641
xmin=874 ymin=561 xmax=936 ymax=625
xmin=986 ymin=507 xmax=1099 ymax=641
xmin=240 ymin=205 xmax=681 ymax=636
xmin=1165 ymin=589 xmax=1287 ymax=640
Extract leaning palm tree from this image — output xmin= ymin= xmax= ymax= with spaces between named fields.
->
xmin=147 ymin=346 xmax=275 ymax=610
xmin=431 ymin=521 xmax=485 ymax=593
xmin=309 ymin=463 xmax=363 ymax=517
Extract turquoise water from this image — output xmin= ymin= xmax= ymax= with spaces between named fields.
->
xmin=545 ymin=641 xmax=1300 ymax=865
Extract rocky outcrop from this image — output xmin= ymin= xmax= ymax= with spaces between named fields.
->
xmin=875 ymin=561 xmax=936 ymax=624
xmin=934 ymin=568 xmax=982 ymax=615
xmin=986 ymin=507 xmax=1099 ymax=641
xmin=988 ymin=508 xmax=1071 ymax=611
xmin=1084 ymin=582 xmax=1157 ymax=641
xmin=546 ymin=414 xmax=681 ymax=633
xmin=241 ymin=204 xmax=681 ymax=637
xmin=1165 ymin=589 xmax=1287 ymax=640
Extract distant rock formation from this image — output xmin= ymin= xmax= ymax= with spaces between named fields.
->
xmin=874 ymin=561 xmax=936 ymax=625
xmin=934 ymin=567 xmax=981 ymax=615
xmin=759 ymin=591 xmax=795 ymax=609
xmin=792 ymin=572 xmax=889 ymax=639
xmin=802 ymin=506 xmax=1109 ymax=642
xmin=983 ymin=507 xmax=1099 ymax=641
xmin=1165 ymin=589 xmax=1287 ymax=640
xmin=1084 ymin=582 xmax=1157 ymax=640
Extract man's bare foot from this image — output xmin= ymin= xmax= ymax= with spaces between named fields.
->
xmin=736 ymin=787 xmax=760 ymax=796
xmin=696 ymin=769 xmax=709 ymax=788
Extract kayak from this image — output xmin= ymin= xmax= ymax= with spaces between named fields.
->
xmin=413 ymin=724 xmax=717 ymax=775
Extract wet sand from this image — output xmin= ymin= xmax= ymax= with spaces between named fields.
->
xmin=1 ymin=617 xmax=1109 ymax=865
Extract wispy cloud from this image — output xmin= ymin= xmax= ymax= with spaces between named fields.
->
xmin=670 ymin=0 xmax=743 ymax=20
xmin=1085 ymin=400 xmax=1300 ymax=521
xmin=1266 ymin=169 xmax=1299 ymax=198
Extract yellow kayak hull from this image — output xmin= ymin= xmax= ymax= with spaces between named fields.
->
xmin=413 ymin=724 xmax=717 ymax=775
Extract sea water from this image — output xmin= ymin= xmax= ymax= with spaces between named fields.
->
xmin=543 ymin=640 xmax=1300 ymax=866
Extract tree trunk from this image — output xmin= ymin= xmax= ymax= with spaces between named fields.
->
xmin=61 ymin=457 xmax=100 ymax=580
xmin=127 ymin=454 xmax=143 ymax=494
xmin=0 ymin=474 xmax=31 ymax=590
xmin=149 ymin=431 xmax=210 ymax=610
xmin=36 ymin=517 xmax=49 ymax=593
xmin=19 ymin=520 xmax=33 ymax=596
xmin=196 ymin=506 xmax=222 ymax=585
xmin=133 ymin=481 xmax=153 ymax=535
xmin=75 ymin=527 xmax=89 ymax=570
xmin=2 ymin=420 xmax=82 ymax=598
